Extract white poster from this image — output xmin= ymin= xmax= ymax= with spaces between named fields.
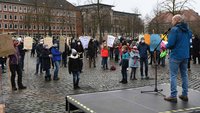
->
xmin=59 ymin=36 xmax=66 ymax=53
xmin=23 ymin=37 xmax=33 ymax=50
xmin=44 ymin=37 xmax=53 ymax=49
xmin=79 ymin=36 xmax=91 ymax=49
xmin=107 ymin=35 xmax=116 ymax=47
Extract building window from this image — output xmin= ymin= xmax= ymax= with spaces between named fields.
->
xmin=41 ymin=26 xmax=44 ymax=30
xmin=33 ymin=25 xmax=36 ymax=30
xmin=24 ymin=7 xmax=27 ymax=13
xmin=14 ymin=15 xmax=17 ymax=20
xmin=9 ymin=15 xmax=12 ymax=20
xmin=0 ymin=24 xmax=2 ymax=29
xmin=9 ymin=5 xmax=12 ymax=11
xmin=4 ymin=24 xmax=8 ymax=29
xmin=4 ymin=5 xmax=7 ymax=11
xmin=20 ymin=15 xmax=23 ymax=20
xmin=0 ymin=14 xmax=2 ymax=20
xmin=14 ymin=24 xmax=18 ymax=29
xmin=20 ymin=25 xmax=23 ymax=29
xmin=9 ymin=24 xmax=13 ymax=29
xmin=4 ymin=15 xmax=7 ymax=20
xmin=19 ymin=7 xmax=22 ymax=12
xmin=14 ymin=6 xmax=17 ymax=12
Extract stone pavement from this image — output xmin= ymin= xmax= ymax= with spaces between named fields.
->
xmin=0 ymin=53 xmax=200 ymax=113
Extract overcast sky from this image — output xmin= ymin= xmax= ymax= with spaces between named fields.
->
xmin=67 ymin=0 xmax=200 ymax=19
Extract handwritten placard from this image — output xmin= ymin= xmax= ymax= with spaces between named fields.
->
xmin=23 ymin=37 xmax=33 ymax=50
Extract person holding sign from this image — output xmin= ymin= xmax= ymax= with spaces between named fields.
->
xmin=8 ymin=39 xmax=26 ymax=90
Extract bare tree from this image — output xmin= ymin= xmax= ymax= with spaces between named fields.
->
xmin=160 ymin=0 xmax=194 ymax=15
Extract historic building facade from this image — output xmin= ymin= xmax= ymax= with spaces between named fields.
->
xmin=0 ymin=0 xmax=82 ymax=38
xmin=78 ymin=3 xmax=143 ymax=37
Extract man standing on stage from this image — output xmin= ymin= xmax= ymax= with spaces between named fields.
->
xmin=164 ymin=14 xmax=192 ymax=102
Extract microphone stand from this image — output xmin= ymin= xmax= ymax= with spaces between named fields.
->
xmin=141 ymin=30 xmax=170 ymax=97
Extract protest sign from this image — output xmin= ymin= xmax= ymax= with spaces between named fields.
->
xmin=23 ymin=37 xmax=33 ymax=50
xmin=144 ymin=34 xmax=151 ymax=45
xmin=44 ymin=37 xmax=53 ymax=48
xmin=107 ymin=35 xmax=116 ymax=47
xmin=79 ymin=36 xmax=91 ymax=49
xmin=150 ymin=34 xmax=161 ymax=52
xmin=0 ymin=34 xmax=15 ymax=57
xmin=59 ymin=36 xmax=66 ymax=53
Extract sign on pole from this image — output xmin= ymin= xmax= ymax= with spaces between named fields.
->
xmin=144 ymin=34 xmax=151 ymax=45
xmin=107 ymin=35 xmax=116 ymax=47
xmin=0 ymin=34 xmax=15 ymax=57
xmin=150 ymin=34 xmax=161 ymax=52
xmin=23 ymin=37 xmax=33 ymax=50
xmin=44 ymin=36 xmax=53 ymax=49
xmin=79 ymin=36 xmax=91 ymax=49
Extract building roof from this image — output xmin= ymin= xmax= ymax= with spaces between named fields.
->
xmin=113 ymin=11 xmax=141 ymax=16
xmin=0 ymin=0 xmax=77 ymax=10
xmin=77 ymin=3 xmax=114 ymax=8
xmin=151 ymin=9 xmax=200 ymax=24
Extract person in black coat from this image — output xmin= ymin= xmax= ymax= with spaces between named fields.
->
xmin=88 ymin=39 xmax=96 ymax=68
xmin=68 ymin=49 xmax=81 ymax=89
xmin=62 ymin=41 xmax=69 ymax=68
xmin=75 ymin=40 xmax=84 ymax=72
xmin=42 ymin=45 xmax=51 ymax=81
xmin=192 ymin=34 xmax=200 ymax=64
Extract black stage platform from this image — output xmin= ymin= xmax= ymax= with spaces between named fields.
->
xmin=66 ymin=84 xmax=200 ymax=113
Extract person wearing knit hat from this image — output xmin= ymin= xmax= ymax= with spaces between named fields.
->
xmin=129 ymin=46 xmax=140 ymax=80
xmin=68 ymin=48 xmax=81 ymax=89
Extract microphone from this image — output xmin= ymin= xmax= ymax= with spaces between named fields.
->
xmin=164 ymin=28 xmax=171 ymax=35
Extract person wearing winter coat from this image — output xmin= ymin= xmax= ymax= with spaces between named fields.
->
xmin=119 ymin=45 xmax=130 ymax=84
xmin=8 ymin=39 xmax=26 ymax=90
xmin=137 ymin=37 xmax=150 ymax=80
xmin=75 ymin=40 xmax=84 ymax=72
xmin=114 ymin=44 xmax=120 ymax=62
xmin=129 ymin=46 xmax=140 ymax=80
xmin=62 ymin=41 xmax=69 ymax=68
xmin=51 ymin=43 xmax=61 ymax=80
xmin=88 ymin=39 xmax=96 ymax=68
xmin=42 ymin=45 xmax=51 ymax=81
xmin=68 ymin=49 xmax=81 ymax=89
xmin=101 ymin=44 xmax=109 ymax=70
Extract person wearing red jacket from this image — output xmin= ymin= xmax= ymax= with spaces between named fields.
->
xmin=101 ymin=43 xmax=109 ymax=70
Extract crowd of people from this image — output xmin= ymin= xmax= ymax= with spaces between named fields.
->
xmin=0 ymin=15 xmax=200 ymax=101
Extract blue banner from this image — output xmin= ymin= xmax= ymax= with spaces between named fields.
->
xmin=150 ymin=34 xmax=161 ymax=52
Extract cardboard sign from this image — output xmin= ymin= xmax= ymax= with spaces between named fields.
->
xmin=107 ymin=35 xmax=116 ymax=47
xmin=0 ymin=34 xmax=15 ymax=57
xmin=144 ymin=34 xmax=150 ymax=45
xmin=150 ymin=34 xmax=161 ymax=52
xmin=23 ymin=37 xmax=33 ymax=50
xmin=44 ymin=37 xmax=53 ymax=49
xmin=59 ymin=36 xmax=66 ymax=53
xmin=79 ymin=36 xmax=91 ymax=49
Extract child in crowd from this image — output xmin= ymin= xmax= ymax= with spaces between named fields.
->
xmin=101 ymin=43 xmax=109 ymax=70
xmin=119 ymin=45 xmax=130 ymax=84
xmin=129 ymin=46 xmax=140 ymax=80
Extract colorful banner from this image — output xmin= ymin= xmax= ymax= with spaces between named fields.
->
xmin=144 ymin=34 xmax=150 ymax=45
xmin=0 ymin=34 xmax=15 ymax=57
xmin=44 ymin=37 xmax=53 ymax=49
xmin=161 ymin=34 xmax=168 ymax=41
xmin=23 ymin=37 xmax=33 ymax=50
xmin=79 ymin=36 xmax=91 ymax=49
xmin=150 ymin=34 xmax=161 ymax=52
xmin=107 ymin=35 xmax=116 ymax=47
